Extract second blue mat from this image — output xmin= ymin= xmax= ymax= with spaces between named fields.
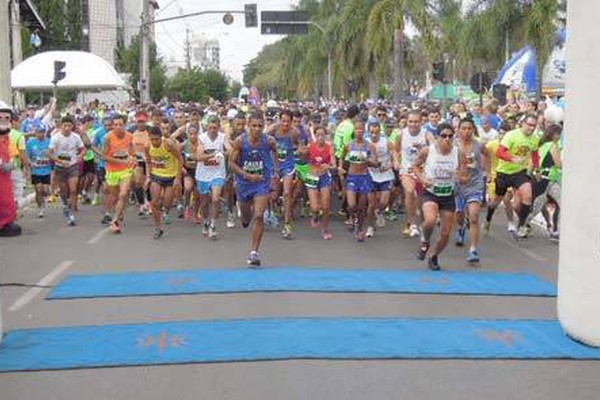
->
xmin=48 ymin=268 xmax=556 ymax=299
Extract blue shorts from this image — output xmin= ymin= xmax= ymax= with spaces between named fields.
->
xmin=306 ymin=172 xmax=332 ymax=190
xmin=278 ymin=161 xmax=295 ymax=177
xmin=371 ymin=180 xmax=392 ymax=193
xmin=346 ymin=174 xmax=373 ymax=194
xmin=236 ymin=180 xmax=271 ymax=202
xmin=455 ymin=192 xmax=484 ymax=212
xmin=197 ymin=178 xmax=226 ymax=195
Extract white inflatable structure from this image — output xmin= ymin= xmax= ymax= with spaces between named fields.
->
xmin=558 ymin=1 xmax=600 ymax=347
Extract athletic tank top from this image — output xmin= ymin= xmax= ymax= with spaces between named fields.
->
xmin=274 ymin=129 xmax=295 ymax=168
xmin=182 ymin=139 xmax=197 ymax=170
xmin=195 ymin=132 xmax=227 ymax=182
xmin=105 ymin=131 xmax=133 ymax=173
xmin=309 ymin=142 xmax=332 ymax=167
xmin=368 ymin=136 xmax=394 ymax=183
xmin=424 ymin=143 xmax=459 ymax=197
xmin=345 ymin=141 xmax=369 ymax=164
xmin=400 ymin=128 xmax=428 ymax=174
xmin=149 ymin=140 xmax=178 ymax=178
xmin=236 ymin=132 xmax=274 ymax=185
xmin=457 ymin=140 xmax=485 ymax=196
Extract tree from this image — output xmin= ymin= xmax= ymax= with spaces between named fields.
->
xmin=229 ymin=81 xmax=243 ymax=99
xmin=203 ymin=69 xmax=230 ymax=102
xmin=165 ymin=68 xmax=208 ymax=103
xmin=115 ymin=35 xmax=167 ymax=101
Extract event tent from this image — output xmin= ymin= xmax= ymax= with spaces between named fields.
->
xmin=11 ymin=51 xmax=129 ymax=91
xmin=495 ymin=29 xmax=566 ymax=95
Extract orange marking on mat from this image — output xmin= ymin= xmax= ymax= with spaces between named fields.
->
xmin=477 ymin=329 xmax=523 ymax=347
xmin=138 ymin=332 xmax=188 ymax=353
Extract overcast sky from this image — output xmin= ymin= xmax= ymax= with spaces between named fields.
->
xmin=154 ymin=0 xmax=299 ymax=82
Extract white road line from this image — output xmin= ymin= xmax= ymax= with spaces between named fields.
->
xmin=8 ymin=260 xmax=75 ymax=312
xmin=87 ymin=228 xmax=109 ymax=245
xmin=503 ymin=237 xmax=547 ymax=263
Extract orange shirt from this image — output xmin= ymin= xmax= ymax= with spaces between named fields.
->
xmin=104 ymin=130 xmax=133 ymax=173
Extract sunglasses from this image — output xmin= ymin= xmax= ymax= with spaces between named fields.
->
xmin=440 ymin=134 xmax=454 ymax=139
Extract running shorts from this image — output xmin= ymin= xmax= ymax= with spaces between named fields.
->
xmin=106 ymin=168 xmax=134 ymax=186
xmin=495 ymin=171 xmax=530 ymax=197
xmin=422 ymin=190 xmax=456 ymax=212
xmin=346 ymin=174 xmax=373 ymax=194
xmin=197 ymin=178 xmax=226 ymax=195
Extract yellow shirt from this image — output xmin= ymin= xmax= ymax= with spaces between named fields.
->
xmin=148 ymin=140 xmax=178 ymax=178
xmin=486 ymin=139 xmax=500 ymax=180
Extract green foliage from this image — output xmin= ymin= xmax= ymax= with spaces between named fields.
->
xmin=165 ymin=68 xmax=230 ymax=103
xmin=32 ymin=0 xmax=84 ymax=51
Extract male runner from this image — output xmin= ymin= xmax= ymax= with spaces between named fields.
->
xmin=25 ymin=123 xmax=52 ymax=217
xmin=229 ymin=111 xmax=279 ymax=266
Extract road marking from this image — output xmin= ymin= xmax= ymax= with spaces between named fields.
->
xmin=503 ymin=237 xmax=547 ymax=263
xmin=9 ymin=260 xmax=74 ymax=312
xmin=87 ymin=228 xmax=109 ymax=245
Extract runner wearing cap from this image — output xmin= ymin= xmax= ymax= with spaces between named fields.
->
xmin=25 ymin=123 xmax=52 ymax=218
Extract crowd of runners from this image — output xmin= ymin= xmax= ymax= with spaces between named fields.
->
xmin=0 ymin=95 xmax=564 ymax=268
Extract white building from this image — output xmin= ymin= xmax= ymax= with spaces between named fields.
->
xmin=191 ymin=34 xmax=220 ymax=70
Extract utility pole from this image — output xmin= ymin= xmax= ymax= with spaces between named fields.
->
xmin=185 ymin=27 xmax=191 ymax=71
xmin=0 ymin=0 xmax=12 ymax=102
xmin=10 ymin=0 xmax=24 ymax=109
xmin=139 ymin=0 xmax=150 ymax=104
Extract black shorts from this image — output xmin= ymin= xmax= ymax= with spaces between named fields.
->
xmin=31 ymin=174 xmax=51 ymax=185
xmin=150 ymin=174 xmax=175 ymax=187
xmin=421 ymin=190 xmax=455 ymax=212
xmin=96 ymin=166 xmax=106 ymax=183
xmin=495 ymin=171 xmax=531 ymax=197
xmin=83 ymin=160 xmax=96 ymax=175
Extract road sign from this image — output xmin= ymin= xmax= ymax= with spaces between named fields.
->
xmin=261 ymin=23 xmax=308 ymax=35
xmin=261 ymin=11 xmax=309 ymax=23
xmin=244 ymin=4 xmax=257 ymax=27
xmin=469 ymin=72 xmax=491 ymax=94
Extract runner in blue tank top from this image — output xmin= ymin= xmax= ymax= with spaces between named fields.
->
xmin=267 ymin=110 xmax=301 ymax=239
xmin=229 ymin=111 xmax=279 ymax=267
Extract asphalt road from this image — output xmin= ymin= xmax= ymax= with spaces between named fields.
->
xmin=1 ymin=202 xmax=597 ymax=400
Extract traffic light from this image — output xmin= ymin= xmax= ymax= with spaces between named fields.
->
xmin=432 ymin=62 xmax=445 ymax=82
xmin=245 ymin=3 xmax=257 ymax=27
xmin=492 ymin=83 xmax=508 ymax=105
xmin=52 ymin=60 xmax=66 ymax=85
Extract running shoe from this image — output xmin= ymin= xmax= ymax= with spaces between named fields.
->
xmin=417 ymin=241 xmax=430 ymax=261
xmin=322 ymin=229 xmax=333 ymax=240
xmin=226 ymin=212 xmax=236 ymax=228
xmin=515 ymin=226 xmax=528 ymax=240
xmin=163 ymin=213 xmax=172 ymax=225
xmin=62 ymin=205 xmax=70 ymax=218
xmin=101 ymin=214 xmax=112 ymax=225
xmin=402 ymin=224 xmax=411 ymax=238
xmin=177 ymin=204 xmax=185 ymax=219
xmin=202 ymin=220 xmax=210 ymax=237
xmin=152 ymin=228 xmax=164 ymax=240
xmin=549 ymin=231 xmax=560 ymax=243
xmin=507 ymin=221 xmax=517 ymax=233
xmin=467 ymin=249 xmax=480 ymax=263
xmin=92 ymin=194 xmax=101 ymax=206
xmin=247 ymin=251 xmax=261 ymax=267
xmin=110 ymin=220 xmax=121 ymax=234
xmin=409 ymin=224 xmax=420 ymax=238
xmin=68 ymin=214 xmax=76 ymax=226
xmin=455 ymin=225 xmax=466 ymax=247
xmin=138 ymin=205 xmax=145 ymax=216
xmin=375 ymin=210 xmax=386 ymax=227
xmin=208 ymin=224 xmax=218 ymax=240
xmin=282 ymin=223 xmax=293 ymax=239
xmin=427 ymin=255 xmax=441 ymax=271
xmin=366 ymin=226 xmax=375 ymax=238
xmin=37 ymin=209 xmax=44 ymax=218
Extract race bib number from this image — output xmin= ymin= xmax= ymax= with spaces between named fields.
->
xmin=243 ymin=160 xmax=263 ymax=176
xmin=34 ymin=157 xmax=50 ymax=167
xmin=432 ymin=183 xmax=453 ymax=197
xmin=151 ymin=157 xmax=167 ymax=169
xmin=305 ymin=173 xmax=320 ymax=189
xmin=113 ymin=151 xmax=129 ymax=160
xmin=57 ymin=153 xmax=72 ymax=162
xmin=347 ymin=150 xmax=366 ymax=164
xmin=277 ymin=145 xmax=288 ymax=161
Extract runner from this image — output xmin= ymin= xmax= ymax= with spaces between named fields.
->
xmin=291 ymin=111 xmax=310 ymax=219
xmin=145 ymin=125 xmax=182 ymax=238
xmin=454 ymin=118 xmax=491 ymax=263
xmin=25 ymin=123 xmax=52 ymax=218
xmin=269 ymin=110 xmax=300 ymax=239
xmin=92 ymin=117 xmax=112 ymax=223
xmin=103 ymin=114 xmax=135 ymax=233
xmin=490 ymin=114 xmax=541 ymax=239
xmin=397 ymin=110 xmax=434 ymax=238
xmin=78 ymin=115 xmax=97 ymax=204
xmin=414 ymin=123 xmax=466 ymax=270
xmin=181 ymin=124 xmax=200 ymax=221
xmin=366 ymin=119 xmax=399 ymax=237
xmin=306 ymin=125 xmax=336 ymax=240
xmin=132 ymin=111 xmax=151 ymax=217
xmin=196 ymin=116 xmax=230 ymax=239
xmin=229 ymin=111 xmax=279 ymax=266
xmin=338 ymin=118 xmax=378 ymax=242
xmin=224 ymin=111 xmax=247 ymax=228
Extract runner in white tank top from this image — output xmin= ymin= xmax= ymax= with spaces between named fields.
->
xmin=413 ymin=123 xmax=467 ymax=271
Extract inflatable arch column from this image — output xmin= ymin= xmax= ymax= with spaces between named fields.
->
xmin=558 ymin=0 xmax=600 ymax=346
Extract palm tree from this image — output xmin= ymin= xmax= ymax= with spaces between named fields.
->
xmin=365 ymin=0 xmax=436 ymax=101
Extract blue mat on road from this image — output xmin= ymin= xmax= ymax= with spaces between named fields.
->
xmin=48 ymin=268 xmax=556 ymax=299
xmin=1 ymin=318 xmax=599 ymax=372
